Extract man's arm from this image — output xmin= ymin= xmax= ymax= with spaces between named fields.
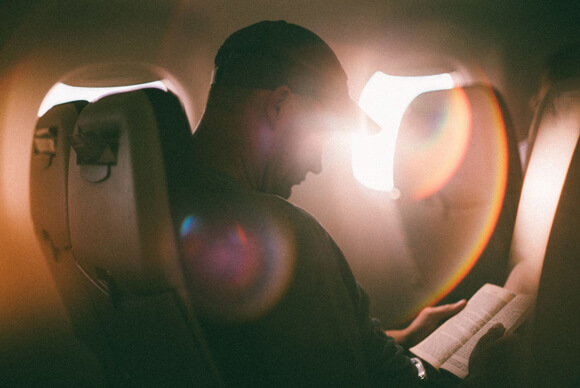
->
xmin=355 ymin=284 xmax=424 ymax=387
xmin=326 ymin=235 xmax=420 ymax=386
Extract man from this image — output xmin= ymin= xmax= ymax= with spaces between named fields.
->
xmin=177 ymin=20 xmax=496 ymax=386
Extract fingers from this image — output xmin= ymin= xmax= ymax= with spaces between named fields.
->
xmin=402 ymin=300 xmax=468 ymax=347
xmin=429 ymin=299 xmax=466 ymax=320
xmin=447 ymin=299 xmax=467 ymax=313
xmin=477 ymin=323 xmax=505 ymax=350
xmin=487 ymin=323 xmax=506 ymax=337
xmin=468 ymin=323 xmax=507 ymax=373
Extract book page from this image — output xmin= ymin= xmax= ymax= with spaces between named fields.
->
xmin=410 ymin=284 xmax=515 ymax=368
xmin=440 ymin=294 xmax=534 ymax=379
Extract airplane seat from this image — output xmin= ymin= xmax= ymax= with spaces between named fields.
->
xmin=29 ymin=99 xmax=101 ymax=373
xmin=30 ymin=88 xmax=221 ymax=386
xmin=523 ymin=79 xmax=580 ymax=387
xmin=394 ymin=84 xmax=522 ymax=305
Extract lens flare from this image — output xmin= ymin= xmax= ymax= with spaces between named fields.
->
xmin=393 ymin=85 xmax=509 ymax=322
xmin=436 ymin=88 xmax=508 ymax=303
xmin=394 ymin=87 xmax=472 ymax=199
xmin=179 ymin=212 xmax=296 ymax=322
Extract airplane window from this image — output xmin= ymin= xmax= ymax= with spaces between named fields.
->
xmin=37 ymin=80 xmax=168 ymax=117
xmin=352 ymin=72 xmax=454 ymax=196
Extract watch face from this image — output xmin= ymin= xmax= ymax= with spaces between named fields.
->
xmin=410 ymin=357 xmax=428 ymax=381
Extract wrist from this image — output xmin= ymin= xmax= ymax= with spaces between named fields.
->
xmin=385 ymin=329 xmax=409 ymax=348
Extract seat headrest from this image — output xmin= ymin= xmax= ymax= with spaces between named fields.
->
xmin=528 ymin=78 xmax=580 ymax=387
xmin=67 ymin=88 xmax=192 ymax=297
xmin=507 ymin=78 xmax=580 ymax=294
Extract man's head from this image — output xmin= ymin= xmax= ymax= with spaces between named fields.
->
xmin=199 ymin=21 xmax=379 ymax=198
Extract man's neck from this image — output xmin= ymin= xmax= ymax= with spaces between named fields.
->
xmin=191 ymin=119 xmax=261 ymax=193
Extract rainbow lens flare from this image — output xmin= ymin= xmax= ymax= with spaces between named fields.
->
xmin=179 ymin=212 xmax=296 ymax=322
xmin=394 ymin=87 xmax=472 ymax=200
xmin=394 ymin=85 xmax=509 ymax=321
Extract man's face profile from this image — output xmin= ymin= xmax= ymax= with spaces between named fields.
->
xmin=265 ymin=90 xmax=336 ymax=199
xmin=204 ymin=21 xmax=378 ymax=199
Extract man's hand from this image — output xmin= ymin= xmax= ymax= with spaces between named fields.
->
xmin=468 ymin=323 xmax=506 ymax=372
xmin=386 ymin=299 xmax=466 ymax=348
xmin=464 ymin=323 xmax=527 ymax=385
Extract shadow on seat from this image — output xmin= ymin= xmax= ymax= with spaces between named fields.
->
xmin=30 ymin=88 xmax=221 ymax=386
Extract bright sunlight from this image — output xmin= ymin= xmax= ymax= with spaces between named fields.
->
xmin=38 ymin=81 xmax=167 ymax=117
xmin=352 ymin=72 xmax=454 ymax=194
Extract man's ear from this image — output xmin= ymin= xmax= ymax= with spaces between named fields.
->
xmin=266 ymin=85 xmax=293 ymax=130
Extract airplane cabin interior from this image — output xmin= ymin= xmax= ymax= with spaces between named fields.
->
xmin=0 ymin=1 xmax=579 ymax=386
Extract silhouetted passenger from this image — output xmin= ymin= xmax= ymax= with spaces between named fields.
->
xmin=177 ymin=20 xmax=497 ymax=387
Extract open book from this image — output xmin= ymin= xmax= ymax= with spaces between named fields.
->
xmin=410 ymin=283 xmax=534 ymax=379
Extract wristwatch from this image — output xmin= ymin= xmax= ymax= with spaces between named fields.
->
xmin=410 ymin=357 xmax=428 ymax=382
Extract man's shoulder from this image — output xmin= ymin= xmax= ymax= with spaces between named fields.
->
xmin=219 ymin=190 xmax=332 ymax=248
xmin=179 ymin=171 xmax=328 ymax=242
xmin=252 ymin=192 xmax=322 ymax=229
